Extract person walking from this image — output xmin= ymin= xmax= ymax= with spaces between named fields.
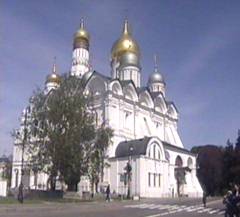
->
xmin=202 ymin=191 xmax=207 ymax=208
xmin=106 ymin=184 xmax=110 ymax=202
xmin=223 ymin=191 xmax=234 ymax=217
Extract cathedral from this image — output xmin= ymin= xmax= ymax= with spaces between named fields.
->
xmin=11 ymin=19 xmax=203 ymax=198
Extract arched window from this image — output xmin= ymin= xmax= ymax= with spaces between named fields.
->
xmin=175 ymin=155 xmax=183 ymax=167
xmin=147 ymin=142 xmax=162 ymax=160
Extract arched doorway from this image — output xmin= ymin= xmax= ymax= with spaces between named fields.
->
xmin=175 ymin=155 xmax=183 ymax=167
xmin=174 ymin=155 xmax=184 ymax=197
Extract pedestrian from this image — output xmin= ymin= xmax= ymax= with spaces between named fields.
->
xmin=202 ymin=191 xmax=207 ymax=208
xmin=231 ymin=184 xmax=240 ymax=217
xmin=18 ymin=182 xmax=24 ymax=204
xmin=106 ymin=184 xmax=110 ymax=202
xmin=223 ymin=190 xmax=234 ymax=217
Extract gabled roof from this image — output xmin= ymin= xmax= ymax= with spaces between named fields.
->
xmin=115 ymin=137 xmax=151 ymax=158
xmin=166 ymin=101 xmax=179 ymax=114
xmin=119 ymin=80 xmax=138 ymax=94
xmin=115 ymin=137 xmax=195 ymax=158
xmin=83 ymin=70 xmax=111 ymax=84
xmin=162 ymin=141 xmax=196 ymax=156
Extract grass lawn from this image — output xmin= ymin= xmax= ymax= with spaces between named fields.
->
xmin=0 ymin=197 xmax=45 ymax=204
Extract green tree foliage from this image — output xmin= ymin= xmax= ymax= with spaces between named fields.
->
xmin=27 ymin=75 xmax=107 ymax=191
xmin=231 ymin=131 xmax=240 ymax=184
xmin=222 ymin=140 xmax=235 ymax=190
xmin=236 ymin=130 xmax=240 ymax=151
xmin=88 ymin=126 xmax=113 ymax=194
xmin=191 ymin=145 xmax=223 ymax=195
xmin=192 ymin=131 xmax=240 ymax=196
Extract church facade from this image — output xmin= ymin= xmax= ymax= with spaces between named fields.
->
xmin=11 ymin=19 xmax=203 ymax=198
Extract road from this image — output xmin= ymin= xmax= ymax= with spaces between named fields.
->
xmin=0 ymin=197 xmax=225 ymax=217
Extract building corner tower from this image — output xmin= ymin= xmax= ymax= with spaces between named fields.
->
xmin=71 ymin=19 xmax=90 ymax=77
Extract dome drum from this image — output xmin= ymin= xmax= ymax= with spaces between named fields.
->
xmin=73 ymin=38 xmax=89 ymax=50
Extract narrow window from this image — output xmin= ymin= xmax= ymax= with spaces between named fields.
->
xmin=158 ymin=150 xmax=160 ymax=160
xmin=148 ymin=173 xmax=151 ymax=187
xmin=154 ymin=145 xmax=156 ymax=159
xmin=154 ymin=174 xmax=156 ymax=187
xmin=15 ymin=169 xmax=19 ymax=188
xmin=158 ymin=174 xmax=161 ymax=187
xmin=34 ymin=172 xmax=38 ymax=188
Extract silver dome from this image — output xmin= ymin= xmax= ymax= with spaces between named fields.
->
xmin=148 ymin=72 xmax=165 ymax=84
xmin=119 ymin=52 xmax=140 ymax=68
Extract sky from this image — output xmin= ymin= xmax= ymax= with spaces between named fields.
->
xmin=1 ymin=0 xmax=240 ymax=154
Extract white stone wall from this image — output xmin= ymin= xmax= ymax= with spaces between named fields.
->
xmin=110 ymin=156 xmax=170 ymax=198
xmin=0 ymin=180 xmax=7 ymax=197
xmin=104 ymin=93 xmax=184 ymax=157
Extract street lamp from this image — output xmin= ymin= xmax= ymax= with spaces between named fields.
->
xmin=126 ymin=145 xmax=133 ymax=199
xmin=21 ymin=105 xmax=30 ymax=186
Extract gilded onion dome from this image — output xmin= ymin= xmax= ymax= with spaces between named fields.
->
xmin=46 ymin=73 xmax=61 ymax=84
xmin=111 ymin=20 xmax=140 ymax=59
xmin=73 ymin=18 xmax=90 ymax=49
xmin=46 ymin=60 xmax=61 ymax=84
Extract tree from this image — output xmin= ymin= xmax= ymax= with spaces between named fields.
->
xmin=28 ymin=75 xmax=96 ymax=191
xmin=88 ymin=125 xmax=113 ymax=194
xmin=191 ymin=145 xmax=223 ymax=195
xmin=222 ymin=140 xmax=235 ymax=191
xmin=235 ymin=129 xmax=240 ymax=151
xmin=231 ymin=130 xmax=240 ymax=184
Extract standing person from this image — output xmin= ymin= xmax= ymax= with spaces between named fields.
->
xmin=18 ymin=182 xmax=24 ymax=204
xmin=223 ymin=191 xmax=234 ymax=217
xmin=106 ymin=184 xmax=110 ymax=202
xmin=202 ymin=191 xmax=207 ymax=208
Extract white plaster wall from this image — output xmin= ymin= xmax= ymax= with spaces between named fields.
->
xmin=110 ymin=156 xmax=170 ymax=198
xmin=0 ymin=180 xmax=7 ymax=197
xmin=167 ymin=150 xmax=203 ymax=197
xmin=105 ymin=93 xmax=186 ymax=157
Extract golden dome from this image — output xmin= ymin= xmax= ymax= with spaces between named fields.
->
xmin=46 ymin=73 xmax=61 ymax=84
xmin=111 ymin=20 xmax=140 ymax=59
xmin=46 ymin=60 xmax=61 ymax=84
xmin=73 ymin=19 xmax=90 ymax=49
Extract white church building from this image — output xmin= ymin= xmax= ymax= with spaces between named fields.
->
xmin=11 ymin=19 xmax=203 ymax=198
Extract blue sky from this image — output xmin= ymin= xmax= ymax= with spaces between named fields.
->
xmin=1 ymin=0 xmax=240 ymax=154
